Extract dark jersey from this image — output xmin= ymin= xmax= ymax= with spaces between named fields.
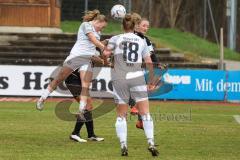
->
xmin=134 ymin=31 xmax=159 ymax=63
xmin=65 ymin=70 xmax=81 ymax=97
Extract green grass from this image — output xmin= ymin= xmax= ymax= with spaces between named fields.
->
xmin=0 ymin=101 xmax=240 ymax=160
xmin=61 ymin=21 xmax=121 ymax=34
xmin=61 ymin=21 xmax=240 ymax=61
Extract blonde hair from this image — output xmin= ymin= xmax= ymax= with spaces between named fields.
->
xmin=83 ymin=9 xmax=107 ymax=22
xmin=132 ymin=13 xmax=142 ymax=25
xmin=140 ymin=18 xmax=150 ymax=24
xmin=122 ymin=14 xmax=135 ymax=31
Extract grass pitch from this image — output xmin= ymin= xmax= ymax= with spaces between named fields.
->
xmin=0 ymin=100 xmax=240 ymax=160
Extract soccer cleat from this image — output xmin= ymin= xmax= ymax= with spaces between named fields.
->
xmin=121 ymin=146 xmax=128 ymax=156
xmin=148 ymin=145 xmax=159 ymax=157
xmin=130 ymin=106 xmax=139 ymax=115
xmin=136 ymin=120 xmax=144 ymax=130
xmin=36 ymin=98 xmax=45 ymax=111
xmin=88 ymin=135 xmax=104 ymax=142
xmin=70 ymin=135 xmax=87 ymax=143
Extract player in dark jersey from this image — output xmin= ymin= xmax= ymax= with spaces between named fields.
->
xmin=65 ymin=49 xmax=110 ymax=143
xmin=65 ymin=40 xmax=111 ymax=143
xmin=65 ymin=68 xmax=104 ymax=142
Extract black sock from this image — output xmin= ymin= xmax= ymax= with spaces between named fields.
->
xmin=84 ymin=111 xmax=95 ymax=138
xmin=72 ymin=118 xmax=84 ymax=136
xmin=129 ymin=98 xmax=136 ymax=108
xmin=138 ymin=114 xmax=142 ymax=121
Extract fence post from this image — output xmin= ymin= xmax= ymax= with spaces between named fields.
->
xmin=85 ymin=0 xmax=88 ymax=12
xmin=219 ymin=28 xmax=224 ymax=70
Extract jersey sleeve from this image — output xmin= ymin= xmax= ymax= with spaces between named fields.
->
xmin=144 ymin=36 xmax=154 ymax=53
xmin=142 ymin=40 xmax=151 ymax=58
xmin=82 ymin=22 xmax=94 ymax=35
xmin=107 ymin=36 xmax=118 ymax=50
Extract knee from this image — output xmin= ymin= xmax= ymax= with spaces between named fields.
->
xmin=86 ymin=104 xmax=93 ymax=111
xmin=55 ymin=76 xmax=64 ymax=84
xmin=81 ymin=82 xmax=91 ymax=88
xmin=117 ymin=112 xmax=127 ymax=119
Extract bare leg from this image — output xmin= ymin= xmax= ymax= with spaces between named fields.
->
xmin=49 ymin=66 xmax=73 ymax=91
xmin=136 ymin=100 xmax=150 ymax=116
xmin=79 ymin=70 xmax=93 ymax=112
xmin=116 ymin=104 xmax=128 ymax=118
xmin=36 ymin=66 xmax=73 ymax=111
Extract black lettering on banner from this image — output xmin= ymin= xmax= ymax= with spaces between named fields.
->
xmin=44 ymin=78 xmax=53 ymax=89
xmin=0 ymin=77 xmax=9 ymax=89
xmin=23 ymin=72 xmax=42 ymax=90
xmin=91 ymin=79 xmax=107 ymax=91
xmin=108 ymin=80 xmax=113 ymax=91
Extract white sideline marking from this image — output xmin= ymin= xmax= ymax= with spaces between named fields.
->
xmin=233 ymin=115 xmax=240 ymax=124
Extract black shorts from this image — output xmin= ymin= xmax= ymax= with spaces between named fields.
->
xmin=65 ymin=70 xmax=82 ymax=97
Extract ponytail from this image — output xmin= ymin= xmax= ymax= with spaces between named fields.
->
xmin=122 ymin=14 xmax=135 ymax=31
xmin=83 ymin=9 xmax=108 ymax=22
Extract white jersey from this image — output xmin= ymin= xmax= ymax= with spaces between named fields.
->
xmin=69 ymin=21 xmax=100 ymax=59
xmin=108 ymin=32 xmax=150 ymax=80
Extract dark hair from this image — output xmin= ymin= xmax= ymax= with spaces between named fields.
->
xmin=83 ymin=9 xmax=108 ymax=22
xmin=122 ymin=14 xmax=135 ymax=31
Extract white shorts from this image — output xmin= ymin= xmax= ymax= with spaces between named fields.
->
xmin=63 ymin=56 xmax=93 ymax=72
xmin=79 ymin=64 xmax=92 ymax=72
xmin=112 ymin=77 xmax=148 ymax=105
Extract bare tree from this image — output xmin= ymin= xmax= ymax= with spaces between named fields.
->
xmin=160 ymin=0 xmax=183 ymax=28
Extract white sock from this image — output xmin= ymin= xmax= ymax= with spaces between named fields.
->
xmin=142 ymin=113 xmax=154 ymax=146
xmin=40 ymin=88 xmax=52 ymax=100
xmin=115 ymin=117 xmax=127 ymax=148
xmin=79 ymin=101 xmax=87 ymax=112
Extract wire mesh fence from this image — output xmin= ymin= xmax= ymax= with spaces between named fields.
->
xmin=61 ymin=0 xmax=131 ymax=21
xmin=60 ymin=0 xmax=240 ymax=52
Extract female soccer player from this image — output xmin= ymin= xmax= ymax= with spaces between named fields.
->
xmin=104 ymin=14 xmax=159 ymax=157
xmin=36 ymin=10 xmax=107 ymax=113
xmin=65 ymin=69 xmax=104 ymax=142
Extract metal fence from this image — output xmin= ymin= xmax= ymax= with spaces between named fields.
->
xmin=61 ymin=0 xmax=131 ymax=21
xmin=60 ymin=0 xmax=239 ymax=52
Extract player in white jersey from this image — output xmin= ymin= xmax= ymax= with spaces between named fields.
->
xmin=104 ymin=14 xmax=159 ymax=157
xmin=36 ymin=10 xmax=107 ymax=113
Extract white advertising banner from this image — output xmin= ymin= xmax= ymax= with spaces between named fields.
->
xmin=1 ymin=65 xmax=239 ymax=101
xmin=0 ymin=65 xmax=113 ymax=97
